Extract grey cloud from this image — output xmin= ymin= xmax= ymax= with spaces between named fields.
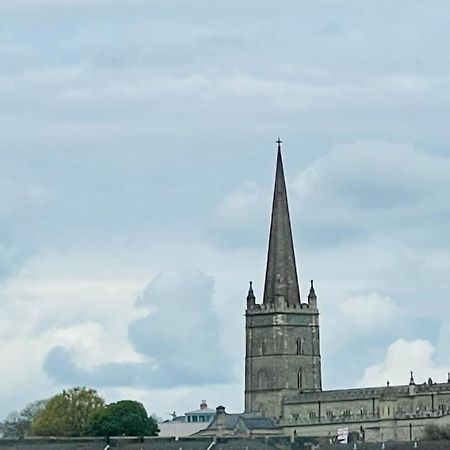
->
xmin=321 ymin=307 xmax=440 ymax=388
xmin=44 ymin=268 xmax=233 ymax=389
xmin=3 ymin=0 xmax=450 ymax=125
xmin=44 ymin=346 xmax=217 ymax=389
xmin=0 ymin=177 xmax=51 ymax=284
xmin=292 ymin=141 xmax=450 ymax=246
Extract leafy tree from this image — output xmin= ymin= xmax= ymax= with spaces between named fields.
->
xmin=32 ymin=387 xmax=105 ymax=437
xmin=1 ymin=400 xmax=47 ymax=438
xmin=88 ymin=400 xmax=159 ymax=437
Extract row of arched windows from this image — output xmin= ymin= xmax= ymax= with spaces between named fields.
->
xmin=293 ymin=408 xmax=369 ymax=423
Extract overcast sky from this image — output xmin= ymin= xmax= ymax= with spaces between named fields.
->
xmin=1 ymin=0 xmax=450 ymax=421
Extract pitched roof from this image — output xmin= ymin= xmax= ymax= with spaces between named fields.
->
xmin=185 ymin=408 xmax=215 ymax=415
xmin=238 ymin=416 xmax=278 ymax=430
xmin=205 ymin=412 xmax=278 ymax=431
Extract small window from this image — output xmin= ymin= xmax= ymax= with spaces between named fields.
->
xmin=326 ymin=410 xmax=333 ymax=420
xmin=261 ymin=339 xmax=266 ymax=356
xmin=308 ymin=411 xmax=316 ymax=420
xmin=297 ymin=337 xmax=304 ymax=355
xmin=297 ymin=369 xmax=303 ymax=389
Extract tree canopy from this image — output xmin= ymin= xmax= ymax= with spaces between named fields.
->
xmin=1 ymin=400 xmax=47 ymax=438
xmin=4 ymin=387 xmax=159 ymax=438
xmin=88 ymin=400 xmax=159 ymax=437
xmin=32 ymin=387 xmax=105 ymax=437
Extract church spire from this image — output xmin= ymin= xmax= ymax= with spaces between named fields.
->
xmin=263 ymin=139 xmax=301 ymax=307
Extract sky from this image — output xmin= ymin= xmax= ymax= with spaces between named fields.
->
xmin=1 ymin=0 xmax=450 ymax=421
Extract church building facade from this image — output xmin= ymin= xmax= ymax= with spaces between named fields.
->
xmin=244 ymin=141 xmax=450 ymax=442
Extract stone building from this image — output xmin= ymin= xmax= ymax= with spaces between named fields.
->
xmin=244 ymin=140 xmax=450 ymax=442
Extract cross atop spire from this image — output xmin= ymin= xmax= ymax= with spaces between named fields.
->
xmin=276 ymin=137 xmax=283 ymax=151
xmin=263 ymin=140 xmax=301 ymax=307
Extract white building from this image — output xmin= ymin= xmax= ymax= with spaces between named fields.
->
xmin=158 ymin=400 xmax=215 ymax=438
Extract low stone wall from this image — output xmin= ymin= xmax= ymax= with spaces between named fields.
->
xmin=1 ymin=437 xmax=450 ymax=450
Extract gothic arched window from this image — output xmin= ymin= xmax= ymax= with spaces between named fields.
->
xmin=296 ymin=337 xmax=304 ymax=355
xmin=297 ymin=368 xmax=303 ymax=389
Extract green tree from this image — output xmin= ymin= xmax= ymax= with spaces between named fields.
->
xmin=88 ymin=400 xmax=159 ymax=437
xmin=1 ymin=399 xmax=47 ymax=438
xmin=32 ymin=387 xmax=105 ymax=437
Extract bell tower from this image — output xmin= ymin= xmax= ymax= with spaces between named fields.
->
xmin=244 ymin=140 xmax=322 ymax=419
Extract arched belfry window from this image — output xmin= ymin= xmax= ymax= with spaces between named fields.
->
xmin=297 ymin=337 xmax=304 ymax=355
xmin=261 ymin=339 xmax=266 ymax=356
xmin=257 ymin=369 xmax=268 ymax=390
xmin=297 ymin=368 xmax=303 ymax=390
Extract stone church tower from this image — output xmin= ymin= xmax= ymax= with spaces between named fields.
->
xmin=244 ymin=141 xmax=322 ymax=419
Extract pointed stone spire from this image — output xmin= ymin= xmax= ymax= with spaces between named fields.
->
xmin=263 ymin=140 xmax=301 ymax=307
xmin=410 ymin=371 xmax=415 ymax=385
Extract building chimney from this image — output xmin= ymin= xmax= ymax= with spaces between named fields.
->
xmin=216 ymin=406 xmax=226 ymax=437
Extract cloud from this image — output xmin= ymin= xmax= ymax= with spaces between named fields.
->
xmin=359 ymin=339 xmax=448 ymax=387
xmin=0 ymin=176 xmax=51 ymax=281
xmin=337 ymin=293 xmax=398 ymax=331
xmin=212 ymin=141 xmax=450 ymax=250
xmin=43 ymin=268 xmax=233 ymax=389
xmin=291 ymin=141 xmax=450 ymax=248
xmin=211 ymin=181 xmax=269 ymax=248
